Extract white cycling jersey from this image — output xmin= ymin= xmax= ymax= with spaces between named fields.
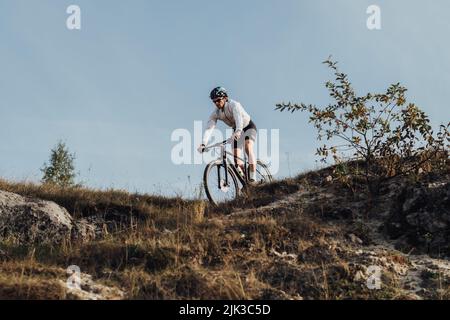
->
xmin=202 ymin=99 xmax=251 ymax=145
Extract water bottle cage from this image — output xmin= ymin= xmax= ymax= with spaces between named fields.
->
xmin=235 ymin=165 xmax=244 ymax=178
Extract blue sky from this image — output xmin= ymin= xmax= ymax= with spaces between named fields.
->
xmin=1 ymin=0 xmax=449 ymax=196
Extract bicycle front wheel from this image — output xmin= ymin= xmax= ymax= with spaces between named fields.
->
xmin=203 ymin=160 xmax=239 ymax=206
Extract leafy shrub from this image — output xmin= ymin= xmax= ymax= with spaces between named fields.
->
xmin=276 ymin=57 xmax=449 ymax=194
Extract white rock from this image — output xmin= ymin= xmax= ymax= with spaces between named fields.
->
xmin=0 ymin=190 xmax=94 ymax=244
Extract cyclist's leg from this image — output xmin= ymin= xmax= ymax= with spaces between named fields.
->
xmin=233 ymin=139 xmax=245 ymax=172
xmin=245 ymin=138 xmax=256 ymax=172
xmin=243 ymin=124 xmax=257 ymax=181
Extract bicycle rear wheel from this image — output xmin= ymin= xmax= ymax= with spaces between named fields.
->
xmin=250 ymin=160 xmax=273 ymax=184
xmin=203 ymin=160 xmax=239 ymax=206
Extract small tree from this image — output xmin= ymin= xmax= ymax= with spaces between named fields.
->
xmin=41 ymin=141 xmax=77 ymax=188
xmin=276 ymin=57 xmax=449 ymax=195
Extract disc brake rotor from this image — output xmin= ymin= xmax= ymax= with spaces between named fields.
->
xmin=219 ymin=179 xmax=230 ymax=193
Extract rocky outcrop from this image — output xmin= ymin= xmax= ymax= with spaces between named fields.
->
xmin=383 ymin=181 xmax=450 ymax=256
xmin=0 ymin=190 xmax=95 ymax=245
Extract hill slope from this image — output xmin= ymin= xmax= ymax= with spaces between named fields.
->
xmin=0 ymin=165 xmax=449 ymax=300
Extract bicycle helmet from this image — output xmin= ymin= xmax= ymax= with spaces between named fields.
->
xmin=210 ymin=87 xmax=228 ymax=100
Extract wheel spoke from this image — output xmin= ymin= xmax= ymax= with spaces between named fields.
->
xmin=254 ymin=161 xmax=273 ymax=184
xmin=205 ymin=164 xmax=238 ymax=205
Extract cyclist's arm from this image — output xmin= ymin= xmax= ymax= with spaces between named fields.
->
xmin=232 ymin=102 xmax=245 ymax=134
xmin=202 ymin=112 xmax=218 ymax=145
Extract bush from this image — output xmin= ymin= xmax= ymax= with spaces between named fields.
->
xmin=276 ymin=57 xmax=449 ymax=195
xmin=41 ymin=141 xmax=78 ymax=188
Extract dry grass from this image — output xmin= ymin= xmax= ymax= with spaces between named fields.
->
xmin=0 ymin=260 xmax=67 ymax=300
xmin=1 ymin=166 xmax=448 ymax=300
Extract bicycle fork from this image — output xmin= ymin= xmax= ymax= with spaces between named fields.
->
xmin=217 ymin=144 xmax=229 ymax=189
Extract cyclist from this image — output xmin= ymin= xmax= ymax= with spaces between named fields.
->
xmin=198 ymin=87 xmax=257 ymax=183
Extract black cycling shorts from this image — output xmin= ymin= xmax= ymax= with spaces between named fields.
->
xmin=233 ymin=120 xmax=257 ymax=149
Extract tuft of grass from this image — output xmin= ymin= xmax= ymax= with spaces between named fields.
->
xmin=1 ymin=164 xmax=448 ymax=300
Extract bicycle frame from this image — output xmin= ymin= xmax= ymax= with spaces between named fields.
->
xmin=203 ymin=138 xmax=273 ymax=205
xmin=204 ymin=139 xmax=249 ymax=188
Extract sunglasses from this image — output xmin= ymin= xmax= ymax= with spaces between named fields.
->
xmin=212 ymin=98 xmax=223 ymax=104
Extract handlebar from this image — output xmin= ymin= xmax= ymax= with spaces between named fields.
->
xmin=203 ymin=138 xmax=233 ymax=152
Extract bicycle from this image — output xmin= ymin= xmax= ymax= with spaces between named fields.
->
xmin=202 ymin=137 xmax=273 ymax=206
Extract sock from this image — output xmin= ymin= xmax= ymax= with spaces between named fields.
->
xmin=249 ymin=170 xmax=256 ymax=181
